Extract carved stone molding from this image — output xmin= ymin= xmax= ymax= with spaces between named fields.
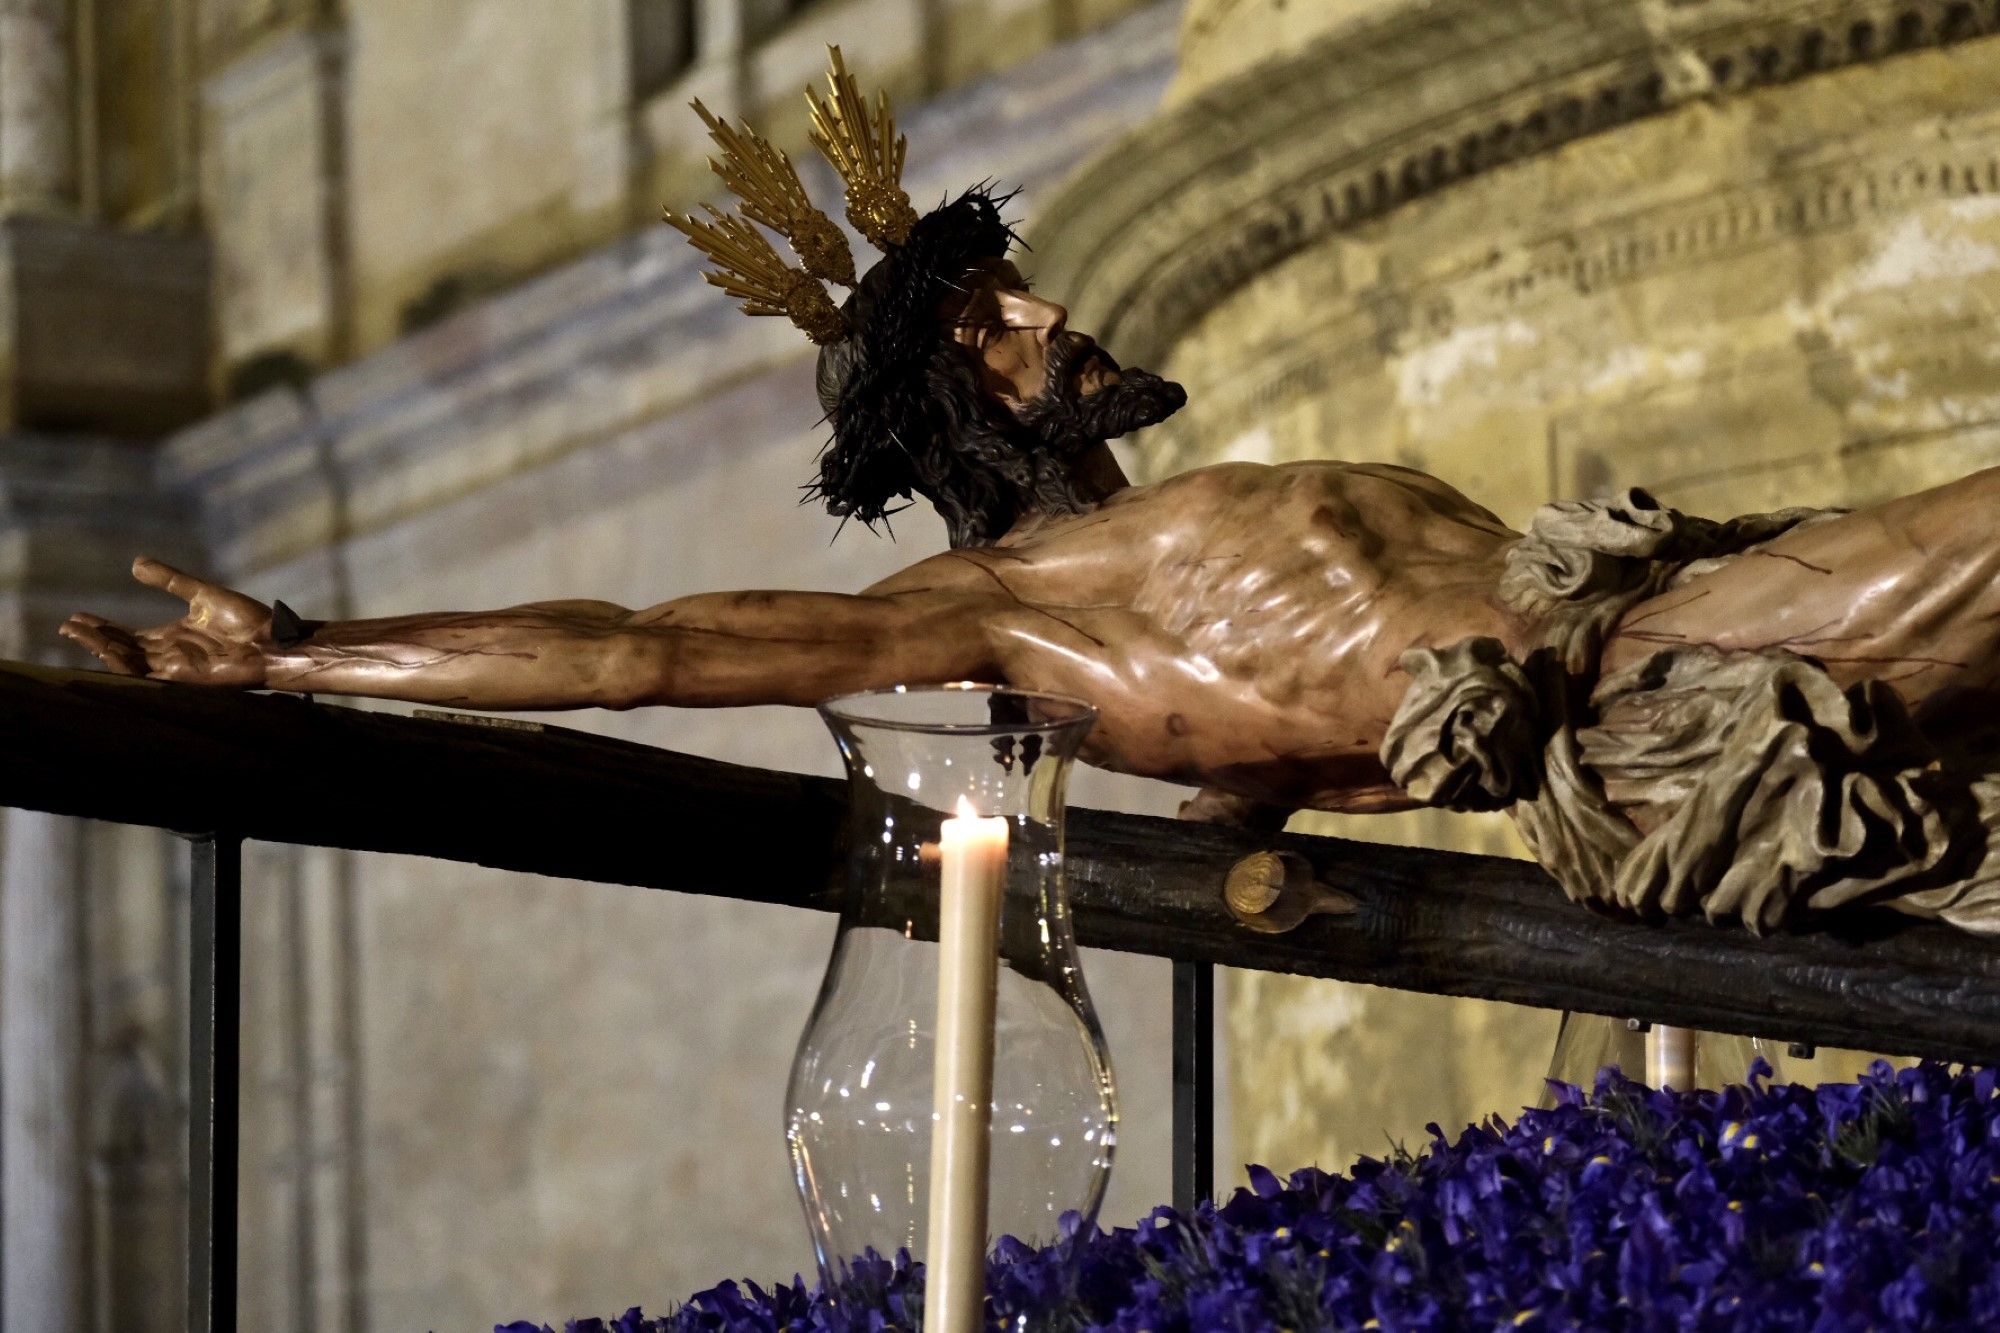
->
xmin=1029 ymin=0 xmax=2000 ymax=368
xmin=1152 ymin=114 xmax=2000 ymax=476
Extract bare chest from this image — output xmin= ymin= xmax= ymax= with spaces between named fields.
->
xmin=987 ymin=465 xmax=1524 ymax=805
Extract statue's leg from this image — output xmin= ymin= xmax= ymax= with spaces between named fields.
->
xmin=1603 ymin=466 xmax=2000 ymax=716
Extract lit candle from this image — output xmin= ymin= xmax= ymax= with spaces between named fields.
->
xmin=924 ymin=795 xmax=1007 ymax=1333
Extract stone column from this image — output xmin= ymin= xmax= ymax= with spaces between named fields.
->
xmin=2 ymin=805 xmax=88 ymax=1333
xmin=0 ymin=0 xmax=78 ymax=217
xmin=695 ymin=0 xmax=746 ymax=61
xmin=0 ymin=436 xmax=201 ymax=1333
xmin=201 ymin=24 xmax=350 ymax=374
xmin=688 ymin=0 xmax=749 ymax=115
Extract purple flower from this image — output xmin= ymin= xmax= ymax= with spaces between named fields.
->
xmin=511 ymin=1061 xmax=2000 ymax=1332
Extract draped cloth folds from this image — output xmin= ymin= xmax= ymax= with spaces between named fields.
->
xmin=1382 ymin=488 xmax=2000 ymax=935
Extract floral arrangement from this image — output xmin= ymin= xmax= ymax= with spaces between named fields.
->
xmin=503 ymin=1060 xmax=2000 ymax=1332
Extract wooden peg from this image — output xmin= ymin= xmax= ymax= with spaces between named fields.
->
xmin=1223 ymin=850 xmax=1359 ymax=934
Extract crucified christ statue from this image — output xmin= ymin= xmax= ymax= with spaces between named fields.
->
xmin=59 ymin=61 xmax=2000 ymax=934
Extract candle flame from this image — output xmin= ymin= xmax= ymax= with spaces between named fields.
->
xmin=954 ymin=794 xmax=978 ymax=820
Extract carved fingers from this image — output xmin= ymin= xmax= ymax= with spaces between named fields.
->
xmin=130 ymin=555 xmax=270 ymax=637
xmin=130 ymin=555 xmax=205 ymax=602
xmin=59 ymin=613 xmax=148 ymax=676
xmin=59 ymin=556 xmax=274 ymax=687
xmin=60 ymin=613 xmax=258 ymax=685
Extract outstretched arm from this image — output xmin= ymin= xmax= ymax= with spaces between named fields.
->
xmin=60 ymin=557 xmax=1001 ymax=711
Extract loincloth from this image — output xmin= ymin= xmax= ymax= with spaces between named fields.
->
xmin=1382 ymin=489 xmax=2000 ymax=935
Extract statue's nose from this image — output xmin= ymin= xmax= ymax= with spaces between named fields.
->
xmin=1038 ymin=299 xmax=1069 ymax=343
xmin=1000 ymin=289 xmax=1067 ymax=340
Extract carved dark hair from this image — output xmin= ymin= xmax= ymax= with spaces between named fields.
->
xmin=810 ymin=188 xmax=1042 ymax=543
xmin=809 ymin=184 xmax=1186 ymax=546
xmin=817 ymin=308 xmax=1099 ymax=548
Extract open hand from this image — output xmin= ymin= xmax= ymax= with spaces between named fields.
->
xmin=59 ymin=557 xmax=273 ymax=687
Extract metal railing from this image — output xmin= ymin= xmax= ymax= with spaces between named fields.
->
xmin=5 ymin=660 xmax=1999 ymax=1329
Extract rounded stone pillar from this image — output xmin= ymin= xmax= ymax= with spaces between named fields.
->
xmin=3 ymin=806 xmax=88 ymax=1332
xmin=0 ymin=0 xmax=78 ymax=216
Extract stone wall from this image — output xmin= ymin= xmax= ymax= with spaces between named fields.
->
xmin=194 ymin=0 xmax=1157 ymax=382
xmin=1034 ymin=0 xmax=2000 ymax=1181
xmin=4 ymin=0 xmax=1158 ymax=407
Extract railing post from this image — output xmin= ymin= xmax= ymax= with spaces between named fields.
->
xmin=1170 ymin=960 xmax=1215 ymax=1215
xmin=187 ymin=833 xmax=242 ymax=1333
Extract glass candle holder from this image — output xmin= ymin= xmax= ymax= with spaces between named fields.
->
xmin=787 ymin=684 xmax=1117 ymax=1280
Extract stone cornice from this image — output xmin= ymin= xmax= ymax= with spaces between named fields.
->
xmin=1145 ymin=105 xmax=2000 ymax=470
xmin=1029 ymin=0 xmax=2000 ymax=368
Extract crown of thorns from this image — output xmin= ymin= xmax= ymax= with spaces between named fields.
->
xmin=664 ymin=47 xmax=1019 ymax=529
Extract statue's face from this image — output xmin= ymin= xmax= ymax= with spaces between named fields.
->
xmin=940 ymin=259 xmax=1121 ymax=415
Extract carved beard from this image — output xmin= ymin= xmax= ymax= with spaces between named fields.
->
xmin=1011 ymin=331 xmax=1187 ymax=452
xmin=914 ymin=332 xmax=1187 ymax=549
